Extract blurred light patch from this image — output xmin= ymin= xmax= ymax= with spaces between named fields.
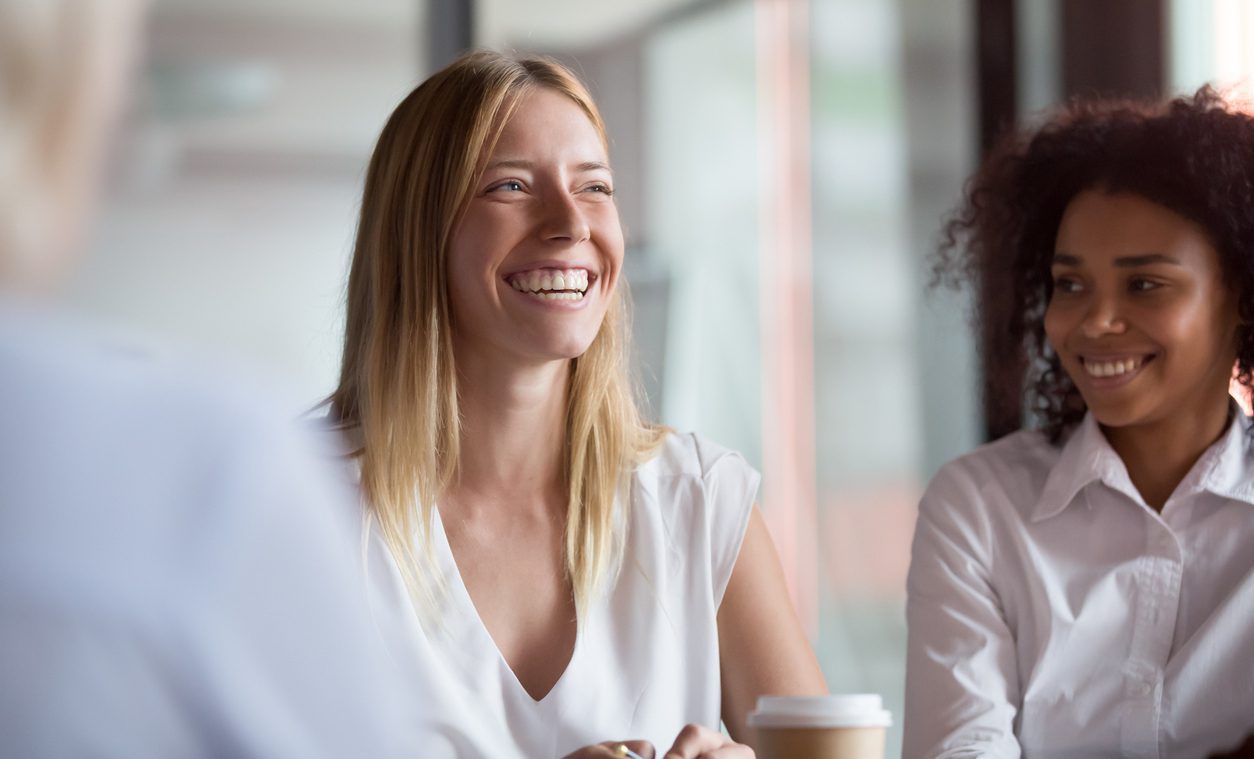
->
xmin=148 ymin=58 xmax=280 ymax=122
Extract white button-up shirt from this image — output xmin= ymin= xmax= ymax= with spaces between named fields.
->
xmin=905 ymin=411 xmax=1254 ymax=759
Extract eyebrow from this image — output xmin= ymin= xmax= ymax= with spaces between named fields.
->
xmin=1052 ymin=252 xmax=1182 ymax=268
xmin=484 ymin=159 xmax=613 ymax=174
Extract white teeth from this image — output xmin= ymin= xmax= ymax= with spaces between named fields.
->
xmin=508 ymin=268 xmax=591 ymax=295
xmin=1084 ymin=358 xmax=1143 ymax=378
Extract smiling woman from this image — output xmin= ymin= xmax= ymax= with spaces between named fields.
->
xmin=322 ymin=50 xmax=826 ymax=758
xmin=448 ymin=88 xmax=623 ymax=366
xmin=905 ymin=87 xmax=1254 ymax=758
xmin=1046 ymin=190 xmax=1241 ymax=508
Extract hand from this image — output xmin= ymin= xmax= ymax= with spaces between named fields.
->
xmin=562 ymin=739 xmax=655 ymax=759
xmin=662 ymin=724 xmax=754 ymax=759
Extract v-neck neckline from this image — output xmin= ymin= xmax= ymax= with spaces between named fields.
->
xmin=430 ymin=506 xmax=583 ymax=706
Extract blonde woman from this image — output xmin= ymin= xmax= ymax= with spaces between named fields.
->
xmin=327 ymin=50 xmax=826 ymax=757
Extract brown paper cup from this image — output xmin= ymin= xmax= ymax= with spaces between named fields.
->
xmin=748 ymin=695 xmax=891 ymax=759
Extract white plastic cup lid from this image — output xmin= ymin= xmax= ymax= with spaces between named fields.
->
xmin=747 ymin=694 xmax=893 ymax=729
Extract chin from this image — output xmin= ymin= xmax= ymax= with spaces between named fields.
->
xmin=552 ymin=328 xmax=603 ymax=356
xmin=1084 ymin=400 xmax=1156 ymax=431
xmin=530 ymin=338 xmax=597 ymax=363
xmin=555 ymin=343 xmax=596 ymax=361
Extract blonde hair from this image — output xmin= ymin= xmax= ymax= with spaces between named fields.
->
xmin=0 ymin=0 xmax=140 ymax=285
xmin=329 ymin=50 xmax=666 ymax=617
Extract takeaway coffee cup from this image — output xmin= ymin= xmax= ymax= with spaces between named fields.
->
xmin=747 ymin=694 xmax=892 ymax=759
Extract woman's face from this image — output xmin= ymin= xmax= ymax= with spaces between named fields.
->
xmin=446 ymin=87 xmax=623 ymax=369
xmin=1045 ymin=190 xmax=1240 ymax=432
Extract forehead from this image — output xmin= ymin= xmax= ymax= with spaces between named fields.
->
xmin=487 ymin=88 xmax=608 ymax=162
xmin=1054 ymin=190 xmax=1217 ymax=263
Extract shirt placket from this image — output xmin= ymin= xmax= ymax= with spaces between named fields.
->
xmin=1121 ymin=522 xmax=1183 ymax=758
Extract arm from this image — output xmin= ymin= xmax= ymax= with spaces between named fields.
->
xmin=717 ymin=506 xmax=828 ymax=743
xmin=904 ymin=473 xmax=1021 ymax=759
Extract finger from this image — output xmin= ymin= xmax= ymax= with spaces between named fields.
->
xmin=693 ymin=746 xmax=754 ymax=759
xmin=559 ymin=746 xmax=606 ymax=759
xmin=613 ymin=739 xmax=656 ymax=759
xmin=663 ymin=724 xmax=732 ymax=759
xmin=561 ymin=743 xmax=623 ymax=759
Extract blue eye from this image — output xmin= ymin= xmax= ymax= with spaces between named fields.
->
xmin=488 ymin=180 xmax=524 ymax=193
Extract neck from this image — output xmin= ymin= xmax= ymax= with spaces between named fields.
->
xmin=1101 ymin=397 xmax=1232 ymax=511
xmin=449 ymin=346 xmax=571 ymax=510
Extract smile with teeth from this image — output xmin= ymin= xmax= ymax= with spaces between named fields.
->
xmin=1082 ymin=355 xmax=1150 ymax=378
xmin=508 ymin=268 xmax=592 ymax=301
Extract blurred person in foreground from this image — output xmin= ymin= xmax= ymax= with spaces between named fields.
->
xmin=906 ymin=88 xmax=1254 ymax=758
xmin=0 ymin=2 xmax=444 ymax=755
xmin=322 ymin=50 xmax=828 ymax=758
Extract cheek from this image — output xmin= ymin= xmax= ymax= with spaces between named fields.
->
xmin=585 ymin=293 xmax=618 ymax=348
xmin=445 ymin=240 xmax=494 ymax=326
xmin=446 ymin=221 xmax=502 ymax=288
xmin=444 ymin=244 xmax=472 ymax=307
xmin=1206 ymin=296 xmax=1242 ymax=356
xmin=604 ymin=220 xmax=625 ymax=259
xmin=1153 ymin=298 xmax=1226 ymax=349
xmin=593 ymin=208 xmax=625 ymax=266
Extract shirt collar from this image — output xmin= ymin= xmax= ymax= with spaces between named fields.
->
xmin=1032 ymin=406 xmax=1254 ymax=522
xmin=1191 ymin=408 xmax=1254 ymax=504
xmin=1032 ymin=413 xmax=1132 ymax=522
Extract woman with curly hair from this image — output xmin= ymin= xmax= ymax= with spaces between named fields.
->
xmin=904 ymin=87 xmax=1254 ymax=758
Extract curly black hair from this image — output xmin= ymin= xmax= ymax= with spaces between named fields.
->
xmin=936 ymin=86 xmax=1254 ymax=442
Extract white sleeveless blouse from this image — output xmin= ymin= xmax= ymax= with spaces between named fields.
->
xmin=351 ymin=432 xmax=758 ymax=758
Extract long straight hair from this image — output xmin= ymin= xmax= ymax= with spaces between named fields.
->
xmin=328 ymin=50 xmax=666 ymax=617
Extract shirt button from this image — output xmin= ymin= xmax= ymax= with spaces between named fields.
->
xmin=1134 ymin=680 xmax=1154 ymax=697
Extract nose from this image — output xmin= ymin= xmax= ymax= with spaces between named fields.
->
xmin=1080 ymin=293 xmax=1127 ymax=338
xmin=539 ymin=192 xmax=591 ymax=244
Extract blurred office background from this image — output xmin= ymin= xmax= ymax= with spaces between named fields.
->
xmin=75 ymin=1 xmax=1247 ymax=754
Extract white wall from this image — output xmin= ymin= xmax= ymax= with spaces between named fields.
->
xmin=72 ymin=172 xmax=362 ymax=412
xmin=69 ymin=1 xmax=420 ymax=415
